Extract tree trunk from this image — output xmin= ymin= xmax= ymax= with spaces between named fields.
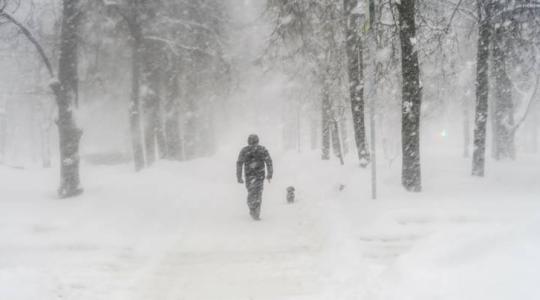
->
xmin=129 ymin=19 xmax=145 ymax=171
xmin=340 ymin=117 xmax=349 ymax=155
xmin=472 ymin=1 xmax=492 ymax=177
xmin=368 ymin=0 xmax=378 ymax=200
xmin=331 ymin=120 xmax=344 ymax=165
xmin=343 ymin=0 xmax=370 ymax=167
xmin=310 ymin=114 xmax=318 ymax=150
xmin=141 ymin=41 xmax=167 ymax=165
xmin=155 ymin=70 xmax=167 ymax=159
xmin=463 ymin=97 xmax=471 ymax=158
xmin=164 ymin=65 xmax=183 ymax=160
xmin=183 ymin=72 xmax=197 ymax=160
xmin=321 ymin=84 xmax=331 ymax=160
xmin=491 ymin=11 xmax=515 ymax=160
xmin=52 ymin=0 xmax=83 ymax=198
xmin=397 ymin=0 xmax=422 ymax=192
xmin=369 ymin=97 xmax=378 ymax=199
xmin=142 ymin=74 xmax=160 ymax=166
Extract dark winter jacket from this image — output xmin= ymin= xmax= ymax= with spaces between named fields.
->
xmin=237 ymin=138 xmax=273 ymax=181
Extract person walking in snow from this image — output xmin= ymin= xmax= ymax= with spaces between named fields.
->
xmin=237 ymin=134 xmax=273 ymax=220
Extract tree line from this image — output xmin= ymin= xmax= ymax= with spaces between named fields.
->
xmin=0 ymin=0 xmax=539 ymax=198
xmin=265 ymin=0 xmax=540 ymax=194
xmin=1 ymin=0 xmax=231 ymax=197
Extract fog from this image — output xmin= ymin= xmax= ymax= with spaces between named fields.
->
xmin=1 ymin=0 xmax=539 ymax=299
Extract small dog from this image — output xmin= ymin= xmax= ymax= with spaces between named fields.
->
xmin=286 ymin=186 xmax=295 ymax=203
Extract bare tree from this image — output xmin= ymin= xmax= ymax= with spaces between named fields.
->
xmin=1 ymin=0 xmax=83 ymax=197
xmin=266 ymin=0 xmax=347 ymax=163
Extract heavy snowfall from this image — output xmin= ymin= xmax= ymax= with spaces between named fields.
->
xmin=0 ymin=0 xmax=539 ymax=299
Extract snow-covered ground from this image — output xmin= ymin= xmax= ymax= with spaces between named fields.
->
xmin=1 ymin=149 xmax=540 ymax=299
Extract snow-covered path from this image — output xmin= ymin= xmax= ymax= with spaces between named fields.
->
xmin=1 ymin=150 xmax=540 ymax=299
xmin=122 ymin=157 xmax=328 ymax=300
xmin=0 ymin=151 xmax=334 ymax=300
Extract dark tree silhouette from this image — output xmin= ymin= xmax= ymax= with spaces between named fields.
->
xmin=397 ymin=0 xmax=422 ymax=192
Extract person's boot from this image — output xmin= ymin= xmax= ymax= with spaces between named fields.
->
xmin=249 ymin=208 xmax=258 ymax=220
xmin=253 ymin=205 xmax=261 ymax=220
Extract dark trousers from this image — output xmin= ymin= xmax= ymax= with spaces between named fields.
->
xmin=246 ymin=176 xmax=264 ymax=219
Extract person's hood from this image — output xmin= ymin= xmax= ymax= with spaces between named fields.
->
xmin=248 ymin=134 xmax=259 ymax=146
